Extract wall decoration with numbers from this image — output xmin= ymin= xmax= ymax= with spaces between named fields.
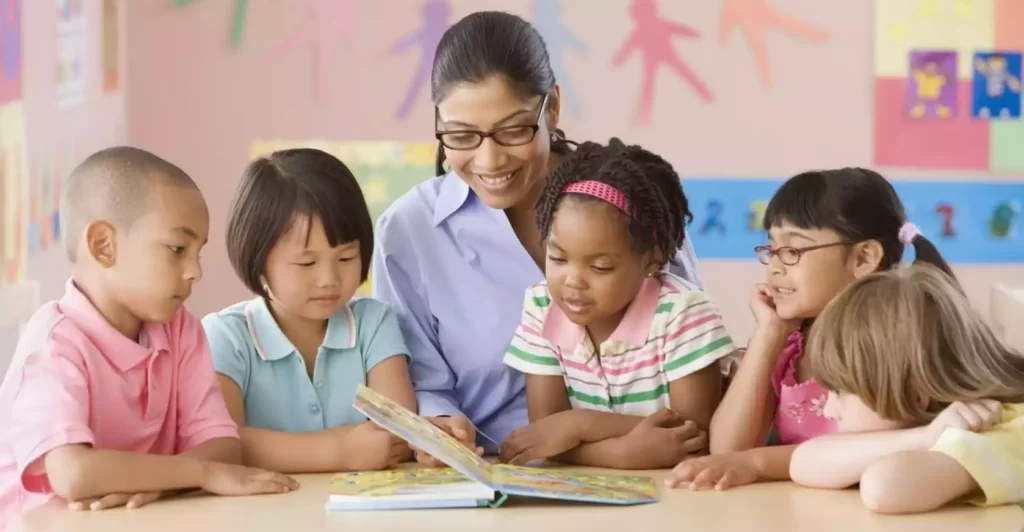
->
xmin=682 ymin=178 xmax=1024 ymax=263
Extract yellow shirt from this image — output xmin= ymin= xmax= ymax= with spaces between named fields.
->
xmin=931 ymin=404 xmax=1024 ymax=506
xmin=914 ymin=71 xmax=947 ymax=99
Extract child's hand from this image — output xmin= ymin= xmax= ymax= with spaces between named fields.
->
xmin=415 ymin=415 xmax=485 ymax=467
xmin=498 ymin=414 xmax=582 ymax=465
xmin=614 ymin=409 xmax=707 ymax=469
xmin=68 ymin=491 xmax=163 ymax=511
xmin=750 ymin=284 xmax=800 ymax=336
xmin=200 ymin=462 xmax=299 ymax=496
xmin=926 ymin=400 xmax=1003 ymax=444
xmin=665 ymin=453 xmax=759 ymax=491
xmin=344 ymin=421 xmax=412 ymax=470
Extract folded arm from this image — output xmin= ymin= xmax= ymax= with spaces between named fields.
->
xmin=790 ymin=426 xmax=930 ymax=489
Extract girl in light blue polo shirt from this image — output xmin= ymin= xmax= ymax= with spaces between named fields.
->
xmin=203 ymin=148 xmax=469 ymax=474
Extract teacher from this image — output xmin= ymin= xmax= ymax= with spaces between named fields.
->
xmin=372 ymin=11 xmax=702 ymax=454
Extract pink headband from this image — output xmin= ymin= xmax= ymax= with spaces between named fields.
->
xmin=563 ymin=181 xmax=631 ymax=214
xmin=898 ymin=222 xmax=921 ymax=246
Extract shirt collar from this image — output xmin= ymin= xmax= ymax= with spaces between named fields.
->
xmin=59 ymin=279 xmax=169 ymax=372
xmin=541 ymin=276 xmax=663 ymax=350
xmin=432 ymin=172 xmax=472 ymax=226
xmin=243 ymin=297 xmax=357 ymax=361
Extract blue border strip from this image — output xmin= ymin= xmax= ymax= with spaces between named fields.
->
xmin=682 ymin=179 xmax=1024 ymax=263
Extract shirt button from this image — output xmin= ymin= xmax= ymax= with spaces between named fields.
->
xmin=316 ymin=380 xmax=324 ymax=388
xmin=311 ymin=404 xmax=321 ymax=415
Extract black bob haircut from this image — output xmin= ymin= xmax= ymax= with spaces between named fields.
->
xmin=226 ymin=148 xmax=374 ymax=298
xmin=763 ymin=167 xmax=953 ymax=278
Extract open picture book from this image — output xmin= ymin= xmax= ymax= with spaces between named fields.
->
xmin=326 ymin=385 xmax=659 ymax=511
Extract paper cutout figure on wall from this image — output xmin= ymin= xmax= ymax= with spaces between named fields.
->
xmin=990 ymin=201 xmax=1019 ymax=238
xmin=935 ymin=203 xmax=956 ymax=238
xmin=390 ymin=0 xmax=451 ymax=120
xmin=174 ymin=0 xmax=250 ymax=50
xmin=534 ymin=0 xmax=588 ymax=119
xmin=0 ymin=0 xmax=22 ymax=105
xmin=747 ymin=200 xmax=768 ymax=231
xmin=270 ymin=0 xmax=356 ymax=103
xmin=972 ymin=52 xmax=1022 ymax=119
xmin=700 ymin=200 xmax=726 ymax=235
xmin=613 ymin=0 xmax=713 ymax=125
xmin=718 ymin=0 xmax=828 ymax=87
xmin=907 ymin=51 xmax=956 ymax=119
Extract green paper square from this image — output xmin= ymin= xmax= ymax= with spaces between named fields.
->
xmin=991 ymin=119 xmax=1024 ymax=171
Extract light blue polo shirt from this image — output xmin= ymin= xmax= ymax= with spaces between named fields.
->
xmin=202 ymin=297 xmax=408 ymax=432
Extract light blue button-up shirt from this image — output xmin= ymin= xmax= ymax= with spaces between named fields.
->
xmin=372 ymin=172 xmax=703 ymax=453
xmin=202 ymin=297 xmax=408 ymax=432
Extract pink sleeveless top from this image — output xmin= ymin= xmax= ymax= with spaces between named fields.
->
xmin=771 ymin=330 xmax=836 ymax=444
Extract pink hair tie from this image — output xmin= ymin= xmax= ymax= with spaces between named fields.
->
xmin=898 ymin=222 xmax=921 ymax=246
xmin=563 ymin=181 xmax=631 ymax=214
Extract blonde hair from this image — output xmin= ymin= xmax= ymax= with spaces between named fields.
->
xmin=807 ymin=263 xmax=1024 ymax=425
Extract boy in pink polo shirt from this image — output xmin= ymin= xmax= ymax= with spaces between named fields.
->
xmin=0 ymin=147 xmax=297 ymax=526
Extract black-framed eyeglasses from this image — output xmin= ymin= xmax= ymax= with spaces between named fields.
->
xmin=434 ymin=93 xmax=549 ymax=150
xmin=754 ymin=241 xmax=854 ymax=266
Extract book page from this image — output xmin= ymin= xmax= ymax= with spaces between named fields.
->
xmin=353 ymin=385 xmax=493 ymax=485
xmin=493 ymin=465 xmax=658 ymax=505
xmin=330 ymin=468 xmax=492 ymax=498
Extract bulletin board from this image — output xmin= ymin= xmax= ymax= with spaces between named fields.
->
xmin=683 ymin=178 xmax=1024 ymax=263
xmin=874 ymin=0 xmax=1024 ymax=171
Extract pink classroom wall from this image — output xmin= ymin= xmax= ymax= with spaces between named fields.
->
xmin=120 ymin=0 xmax=1024 ymax=343
xmin=0 ymin=0 xmax=126 ymax=370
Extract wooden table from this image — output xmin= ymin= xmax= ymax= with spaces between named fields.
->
xmin=14 ymin=467 xmax=1024 ymax=531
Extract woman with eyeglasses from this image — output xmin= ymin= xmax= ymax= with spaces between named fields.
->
xmin=665 ymin=167 xmax=954 ymax=492
xmin=371 ymin=11 xmax=703 ymax=460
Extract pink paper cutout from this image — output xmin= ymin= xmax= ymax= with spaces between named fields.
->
xmin=719 ymin=0 xmax=828 ymax=87
xmin=270 ymin=0 xmax=356 ymax=103
xmin=390 ymin=0 xmax=451 ymax=120
xmin=612 ymin=0 xmax=713 ymax=125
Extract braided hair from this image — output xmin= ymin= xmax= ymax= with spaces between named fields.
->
xmin=534 ymin=138 xmax=693 ymax=267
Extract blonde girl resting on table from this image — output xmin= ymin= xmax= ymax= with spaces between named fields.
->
xmin=499 ymin=140 xmax=738 ymax=469
xmin=790 ymin=264 xmax=1024 ymax=514
xmin=203 ymin=148 xmax=477 ymax=474
xmin=668 ymin=168 xmax=954 ymax=490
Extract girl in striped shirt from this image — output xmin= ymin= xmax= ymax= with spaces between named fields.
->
xmin=499 ymin=139 xmax=738 ymax=470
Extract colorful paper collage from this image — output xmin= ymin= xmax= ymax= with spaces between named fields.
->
xmin=352 ymin=385 xmax=659 ymax=505
xmin=0 ymin=102 xmax=28 ymax=285
xmin=874 ymin=0 xmax=1024 ymax=170
xmin=56 ymin=0 xmax=87 ymax=108
xmin=0 ymin=0 xmax=22 ymax=106
xmin=682 ymin=178 xmax=1024 ymax=263
xmin=249 ymin=141 xmax=436 ymax=294
xmin=102 ymin=0 xmax=119 ymax=93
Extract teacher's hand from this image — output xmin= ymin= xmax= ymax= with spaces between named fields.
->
xmin=415 ymin=415 xmax=485 ymax=467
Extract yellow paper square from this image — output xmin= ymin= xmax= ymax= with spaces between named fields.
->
xmin=876 ymin=0 xmax=994 ymax=79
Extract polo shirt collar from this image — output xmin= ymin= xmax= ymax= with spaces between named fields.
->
xmin=541 ymin=277 xmax=663 ymax=351
xmin=243 ymin=297 xmax=357 ymax=361
xmin=432 ymin=172 xmax=472 ymax=226
xmin=59 ymin=279 xmax=169 ymax=372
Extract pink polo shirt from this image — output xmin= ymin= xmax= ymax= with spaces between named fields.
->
xmin=0 ymin=280 xmax=238 ymax=525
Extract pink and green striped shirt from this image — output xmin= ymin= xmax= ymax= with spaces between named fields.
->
xmin=503 ymin=272 xmax=736 ymax=416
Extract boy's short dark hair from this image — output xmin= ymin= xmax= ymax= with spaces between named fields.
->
xmin=226 ymin=148 xmax=373 ymax=297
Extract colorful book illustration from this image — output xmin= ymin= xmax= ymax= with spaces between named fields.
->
xmin=334 ymin=384 xmax=659 ymax=510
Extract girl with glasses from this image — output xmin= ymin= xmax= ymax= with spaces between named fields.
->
xmin=372 ymin=11 xmax=703 ymax=460
xmin=666 ymin=167 xmax=953 ymax=491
